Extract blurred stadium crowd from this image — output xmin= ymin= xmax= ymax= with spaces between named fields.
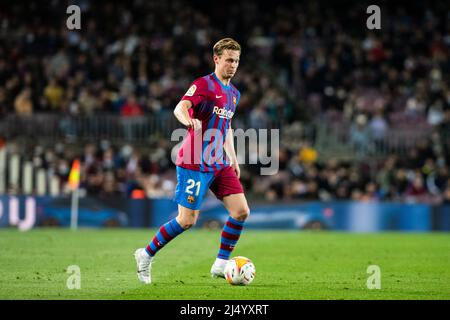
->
xmin=0 ymin=0 xmax=449 ymax=203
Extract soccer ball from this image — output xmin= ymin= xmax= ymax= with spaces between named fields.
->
xmin=224 ymin=256 xmax=256 ymax=286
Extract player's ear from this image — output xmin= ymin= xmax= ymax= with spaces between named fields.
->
xmin=213 ymin=54 xmax=220 ymax=65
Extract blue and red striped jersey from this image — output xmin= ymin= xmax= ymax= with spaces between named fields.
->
xmin=176 ymin=73 xmax=240 ymax=172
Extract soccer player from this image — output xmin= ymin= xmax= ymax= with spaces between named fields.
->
xmin=134 ymin=38 xmax=250 ymax=283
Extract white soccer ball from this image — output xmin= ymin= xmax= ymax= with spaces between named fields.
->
xmin=224 ymin=256 xmax=256 ymax=286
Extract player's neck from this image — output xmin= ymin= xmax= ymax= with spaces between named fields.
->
xmin=213 ymin=71 xmax=230 ymax=87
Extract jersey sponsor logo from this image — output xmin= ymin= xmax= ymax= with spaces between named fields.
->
xmin=213 ymin=106 xmax=234 ymax=119
xmin=185 ymin=84 xmax=197 ymax=96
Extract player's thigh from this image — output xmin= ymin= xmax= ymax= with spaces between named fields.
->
xmin=174 ymin=166 xmax=214 ymax=211
xmin=210 ymin=166 xmax=244 ymax=201
xmin=222 ymin=193 xmax=250 ymax=221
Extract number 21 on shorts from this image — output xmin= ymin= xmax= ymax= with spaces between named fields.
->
xmin=185 ymin=179 xmax=201 ymax=196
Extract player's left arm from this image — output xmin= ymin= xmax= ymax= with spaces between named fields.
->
xmin=224 ymin=121 xmax=240 ymax=179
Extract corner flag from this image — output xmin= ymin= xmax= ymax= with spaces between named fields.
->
xmin=69 ymin=159 xmax=81 ymax=230
xmin=68 ymin=159 xmax=81 ymax=191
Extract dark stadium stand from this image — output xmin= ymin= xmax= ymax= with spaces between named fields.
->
xmin=0 ymin=0 xmax=449 ymax=203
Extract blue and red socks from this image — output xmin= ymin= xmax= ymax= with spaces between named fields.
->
xmin=145 ymin=218 xmax=185 ymax=257
xmin=145 ymin=216 xmax=245 ymax=260
xmin=217 ymin=216 xmax=245 ymax=260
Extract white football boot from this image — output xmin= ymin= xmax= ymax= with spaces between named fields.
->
xmin=210 ymin=258 xmax=227 ymax=278
xmin=134 ymin=248 xmax=153 ymax=284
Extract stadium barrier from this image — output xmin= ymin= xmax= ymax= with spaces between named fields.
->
xmin=1 ymin=195 xmax=449 ymax=232
xmin=1 ymin=113 xmax=443 ymax=158
xmin=0 ymin=113 xmax=180 ymax=143
xmin=0 ymin=113 xmax=284 ymax=143
xmin=313 ymin=120 xmax=438 ymax=160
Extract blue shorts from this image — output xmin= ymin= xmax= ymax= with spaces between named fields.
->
xmin=174 ymin=166 xmax=215 ymax=210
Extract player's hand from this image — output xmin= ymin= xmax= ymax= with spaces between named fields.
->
xmin=233 ymin=163 xmax=241 ymax=179
xmin=187 ymin=118 xmax=202 ymax=131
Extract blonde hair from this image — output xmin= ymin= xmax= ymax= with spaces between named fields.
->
xmin=213 ymin=38 xmax=241 ymax=56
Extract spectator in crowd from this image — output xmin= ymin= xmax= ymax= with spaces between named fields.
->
xmin=350 ymin=114 xmax=371 ymax=156
xmin=121 ymin=95 xmax=143 ymax=117
xmin=44 ymin=79 xmax=64 ymax=110
xmin=14 ymin=88 xmax=33 ymax=115
xmin=369 ymin=111 xmax=388 ymax=152
xmin=78 ymin=88 xmax=99 ymax=115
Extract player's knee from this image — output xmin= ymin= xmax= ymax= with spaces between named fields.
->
xmin=180 ymin=220 xmax=196 ymax=230
xmin=234 ymin=206 xmax=250 ymax=221
xmin=177 ymin=215 xmax=197 ymax=230
xmin=180 ymin=223 xmax=192 ymax=230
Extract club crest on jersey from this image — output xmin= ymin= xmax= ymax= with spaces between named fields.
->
xmin=213 ymin=106 xmax=234 ymax=119
xmin=185 ymin=85 xmax=197 ymax=96
xmin=233 ymin=96 xmax=237 ymax=105
xmin=187 ymin=195 xmax=195 ymax=203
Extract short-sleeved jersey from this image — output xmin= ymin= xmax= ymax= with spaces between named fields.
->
xmin=176 ymin=72 xmax=241 ymax=172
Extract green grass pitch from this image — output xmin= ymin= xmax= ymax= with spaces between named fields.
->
xmin=0 ymin=228 xmax=449 ymax=300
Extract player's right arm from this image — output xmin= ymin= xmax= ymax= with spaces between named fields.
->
xmin=173 ymin=79 xmax=206 ymax=131
xmin=173 ymin=100 xmax=201 ymax=130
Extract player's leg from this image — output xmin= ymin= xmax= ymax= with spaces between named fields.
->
xmin=135 ymin=166 xmax=213 ymax=284
xmin=211 ymin=193 xmax=250 ymax=276
xmin=209 ymin=166 xmax=249 ymax=277
xmin=144 ymin=205 xmax=199 ymax=257
xmin=135 ymin=205 xmax=197 ymax=284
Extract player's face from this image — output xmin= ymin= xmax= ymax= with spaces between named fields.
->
xmin=215 ymin=50 xmax=240 ymax=79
